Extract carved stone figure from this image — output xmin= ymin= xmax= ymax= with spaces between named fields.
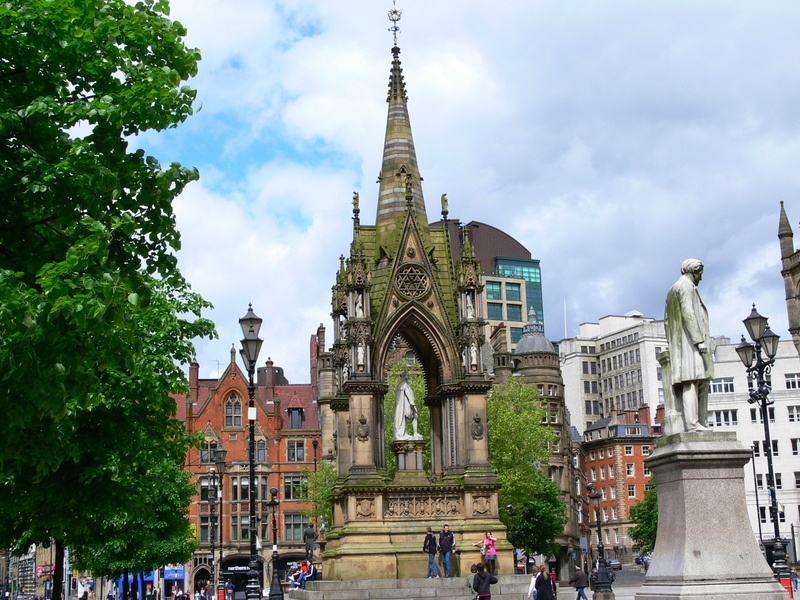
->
xmin=465 ymin=292 xmax=475 ymax=319
xmin=355 ymin=293 xmax=364 ymax=318
xmin=664 ymin=258 xmax=714 ymax=432
xmin=393 ymin=371 xmax=423 ymax=441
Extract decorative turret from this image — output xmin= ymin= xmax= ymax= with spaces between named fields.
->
xmin=779 ymin=202 xmax=800 ymax=357
xmin=779 ymin=200 xmax=794 ymax=259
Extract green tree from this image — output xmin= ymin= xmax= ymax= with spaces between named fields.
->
xmin=628 ymin=480 xmax=658 ymax=555
xmin=302 ymin=460 xmax=337 ymax=532
xmin=0 ymin=0 xmax=212 ymax=589
xmin=487 ymin=377 xmax=566 ymax=555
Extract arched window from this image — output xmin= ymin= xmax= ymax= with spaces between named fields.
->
xmin=225 ymin=393 xmax=242 ymax=427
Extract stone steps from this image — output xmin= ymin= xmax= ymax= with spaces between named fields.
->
xmin=288 ymin=575 xmax=554 ymax=600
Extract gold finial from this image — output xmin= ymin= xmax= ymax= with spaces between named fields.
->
xmin=388 ymin=1 xmax=401 ymax=46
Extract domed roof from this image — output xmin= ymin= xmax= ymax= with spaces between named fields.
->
xmin=514 ymin=308 xmax=555 ymax=354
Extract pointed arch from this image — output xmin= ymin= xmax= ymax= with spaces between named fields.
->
xmin=373 ymin=301 xmax=460 ymax=388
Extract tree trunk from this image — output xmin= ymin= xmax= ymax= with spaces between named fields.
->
xmin=52 ymin=539 xmax=65 ymax=600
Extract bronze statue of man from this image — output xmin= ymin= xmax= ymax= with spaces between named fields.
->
xmin=664 ymin=258 xmax=714 ymax=432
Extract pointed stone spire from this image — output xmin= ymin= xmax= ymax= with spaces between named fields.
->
xmin=375 ymin=42 xmax=427 ymax=235
xmin=779 ymin=201 xmax=795 ymax=259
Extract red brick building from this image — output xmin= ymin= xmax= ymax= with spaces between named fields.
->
xmin=581 ymin=405 xmax=658 ymax=564
xmin=177 ymin=326 xmax=324 ymax=596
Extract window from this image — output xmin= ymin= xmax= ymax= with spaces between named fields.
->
xmin=776 ymin=473 xmax=783 ymax=490
xmin=709 ymin=409 xmax=738 ymax=428
xmin=591 ymin=362 xmax=598 ymax=375
xmin=584 ymin=381 xmax=591 ymax=393
xmin=288 ymin=440 xmax=305 ymax=462
xmin=589 ymin=451 xmax=596 ymax=460
xmin=199 ymin=477 xmax=210 ymax=501
xmin=600 ymin=466 xmax=606 ymax=480
xmin=642 ymin=446 xmax=651 ymax=456
xmin=590 ymin=468 xmax=597 ymax=482
xmin=610 ymin=486 xmax=616 ymax=499
xmin=792 ymin=439 xmax=799 ymax=456
xmin=626 ymin=463 xmax=635 ymax=477
xmin=200 ymin=441 xmax=220 ymax=463
xmin=627 ymin=484 xmax=636 ymax=498
xmin=607 ymin=447 xmax=614 ymax=457
xmin=510 ymin=327 xmax=524 ymax=344
xmin=608 ymin=465 xmax=615 ymax=479
xmin=284 ymin=475 xmax=306 ymax=500
xmin=602 ymin=507 xmax=609 ymax=521
xmin=583 ymin=361 xmax=590 ymax=374
xmin=487 ymin=303 xmax=503 ymax=321
xmin=257 ymin=441 xmax=266 ymax=463
xmin=710 ymin=377 xmax=735 ymax=394
xmin=761 ymin=440 xmax=779 ymax=456
xmin=200 ymin=515 xmax=209 ymax=543
xmin=795 ymin=472 xmax=800 ymax=489
xmin=756 ymin=474 xmax=764 ymax=490
xmin=598 ymin=449 xmax=605 ymax=459
xmin=505 ymin=283 xmax=521 ymax=302
xmin=611 ymin=507 xmax=618 ymax=520
xmin=288 ymin=408 xmax=303 ymax=429
xmin=786 ymin=374 xmax=800 ymax=389
xmin=284 ymin=514 xmax=310 ymax=541
xmin=225 ymin=393 xmax=242 ymax=427
xmin=486 ymin=281 xmax=502 ymax=300
xmin=643 ymin=465 xmax=651 ymax=477
xmin=750 ymin=407 xmax=775 ymax=424
xmin=789 ymin=406 xmax=800 ymax=422
xmin=240 ymin=515 xmax=250 ymax=540
xmin=507 ymin=304 xmax=523 ymax=322
xmin=752 ymin=443 xmax=760 ymax=457
xmin=601 ymin=486 xmax=607 ymax=499
xmin=625 ymin=446 xmax=633 ymax=456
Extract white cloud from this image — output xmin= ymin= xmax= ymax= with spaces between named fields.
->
xmin=156 ymin=1 xmax=800 ymax=380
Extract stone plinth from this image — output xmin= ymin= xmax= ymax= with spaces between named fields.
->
xmin=635 ymin=431 xmax=787 ymax=600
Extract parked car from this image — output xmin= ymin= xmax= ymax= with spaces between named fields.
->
xmin=608 ymin=559 xmax=622 ymax=570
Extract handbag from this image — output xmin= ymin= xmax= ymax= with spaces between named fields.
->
xmin=480 ymin=544 xmax=486 ymax=556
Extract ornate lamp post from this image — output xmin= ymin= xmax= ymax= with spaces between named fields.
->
xmin=267 ymin=487 xmax=283 ymax=600
xmin=312 ymin=439 xmax=318 ymax=473
xmin=587 ymin=483 xmax=613 ymax=595
xmin=209 ymin=466 xmax=218 ymax=597
xmin=213 ymin=448 xmax=227 ymax=598
xmin=735 ymin=305 xmax=791 ymax=584
xmin=239 ymin=304 xmax=264 ymax=600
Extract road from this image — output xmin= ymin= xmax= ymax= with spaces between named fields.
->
xmin=560 ymin=565 xmax=646 ymax=600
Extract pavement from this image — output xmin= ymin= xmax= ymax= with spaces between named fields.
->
xmin=563 ymin=566 xmax=645 ymax=600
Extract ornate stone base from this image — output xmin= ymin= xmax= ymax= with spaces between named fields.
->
xmin=635 ymin=432 xmax=787 ymax=600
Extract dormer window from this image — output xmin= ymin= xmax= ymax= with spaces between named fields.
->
xmin=288 ymin=408 xmax=303 ymax=429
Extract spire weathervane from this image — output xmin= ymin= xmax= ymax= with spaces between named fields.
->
xmin=388 ymin=1 xmax=401 ymax=46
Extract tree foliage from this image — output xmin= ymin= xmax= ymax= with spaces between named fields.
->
xmin=487 ymin=377 xmax=566 ymax=555
xmin=628 ymin=480 xmax=658 ymax=555
xmin=302 ymin=460 xmax=337 ymax=533
xmin=0 ymin=0 xmax=213 ymax=582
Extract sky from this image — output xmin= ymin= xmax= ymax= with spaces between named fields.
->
xmin=140 ymin=0 xmax=800 ymax=382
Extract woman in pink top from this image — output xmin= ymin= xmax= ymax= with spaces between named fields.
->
xmin=473 ymin=531 xmax=498 ymax=575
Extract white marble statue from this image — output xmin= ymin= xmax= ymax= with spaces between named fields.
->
xmin=393 ymin=371 xmax=423 ymax=440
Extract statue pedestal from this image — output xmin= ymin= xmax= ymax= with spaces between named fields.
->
xmin=635 ymin=432 xmax=787 ymax=600
xmin=392 ymin=440 xmax=425 ymax=471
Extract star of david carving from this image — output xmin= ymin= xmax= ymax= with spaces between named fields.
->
xmin=395 ymin=265 xmax=429 ymax=298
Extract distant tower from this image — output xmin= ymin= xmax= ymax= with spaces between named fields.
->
xmin=779 ymin=202 xmax=800 ymax=356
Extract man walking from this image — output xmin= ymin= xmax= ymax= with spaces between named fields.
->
xmin=568 ymin=567 xmax=589 ymax=600
xmin=423 ymin=526 xmax=440 ymax=578
xmin=439 ymin=524 xmax=456 ymax=577
xmin=472 ymin=564 xmax=498 ymax=600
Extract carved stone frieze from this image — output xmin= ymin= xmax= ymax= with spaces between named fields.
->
xmin=384 ymin=494 xmax=463 ymax=519
xmin=395 ymin=264 xmax=430 ymax=299
xmin=356 ymin=414 xmax=370 ymax=442
xmin=472 ymin=495 xmax=491 ymax=516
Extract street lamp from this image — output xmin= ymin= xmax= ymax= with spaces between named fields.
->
xmin=736 ymin=304 xmax=791 ymax=583
xmin=267 ymin=487 xmax=283 ymax=600
xmin=239 ymin=304 xmax=263 ymax=600
xmin=209 ymin=466 xmax=218 ymax=598
xmin=587 ymin=483 xmax=613 ymax=594
xmin=213 ymin=447 xmax=228 ymax=598
xmin=312 ymin=439 xmax=318 ymax=473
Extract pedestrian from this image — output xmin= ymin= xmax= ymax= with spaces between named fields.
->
xmin=568 ymin=567 xmax=589 ymax=600
xmin=472 ymin=532 xmax=498 ymax=575
xmin=534 ymin=568 xmax=556 ymax=600
xmin=423 ymin=526 xmax=440 ymax=578
xmin=471 ymin=564 xmax=498 ymax=600
xmin=303 ymin=525 xmax=318 ymax=561
xmin=528 ymin=565 xmax=546 ymax=599
xmin=466 ymin=564 xmax=479 ymax=599
xmin=439 ymin=524 xmax=456 ymax=577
